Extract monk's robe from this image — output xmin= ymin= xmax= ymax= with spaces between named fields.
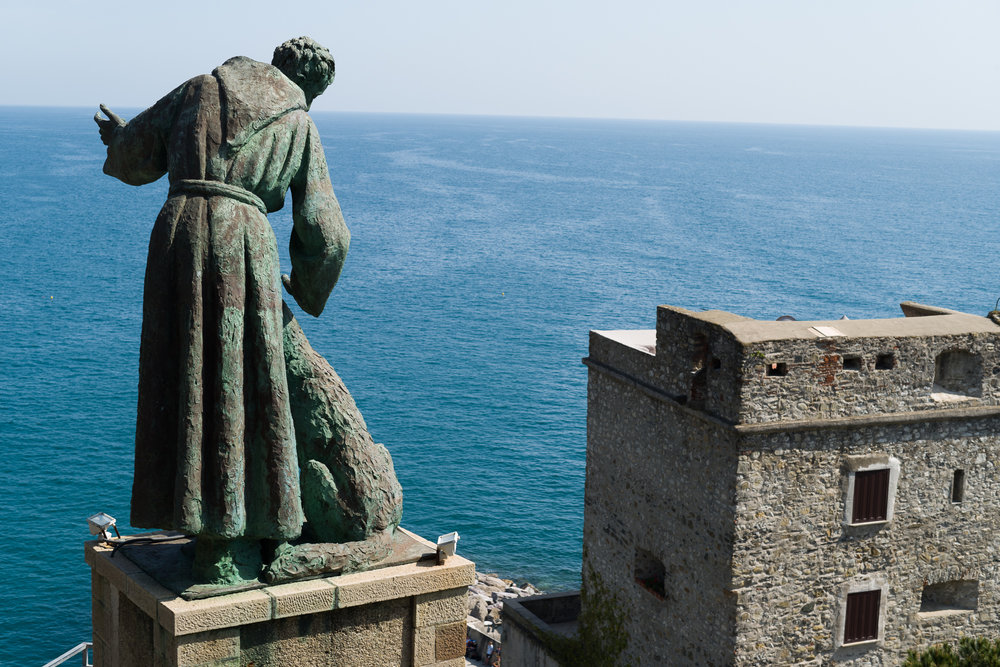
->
xmin=102 ymin=56 xmax=348 ymax=541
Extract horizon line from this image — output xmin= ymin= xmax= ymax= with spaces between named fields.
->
xmin=2 ymin=103 xmax=997 ymax=135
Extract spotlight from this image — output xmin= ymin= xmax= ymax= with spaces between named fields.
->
xmin=87 ymin=512 xmax=120 ymax=540
xmin=436 ymin=531 xmax=459 ymax=564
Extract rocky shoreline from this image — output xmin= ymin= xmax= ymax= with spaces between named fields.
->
xmin=466 ymin=570 xmax=542 ymax=642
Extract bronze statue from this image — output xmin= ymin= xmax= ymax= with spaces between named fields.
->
xmin=96 ymin=37 xmax=402 ymax=586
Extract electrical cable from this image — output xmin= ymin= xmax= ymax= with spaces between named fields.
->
xmin=109 ymin=534 xmax=188 ymax=557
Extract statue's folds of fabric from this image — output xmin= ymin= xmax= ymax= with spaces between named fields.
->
xmin=103 ymin=56 xmax=350 ymax=541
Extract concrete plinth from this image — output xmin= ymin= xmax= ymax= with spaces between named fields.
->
xmin=86 ymin=528 xmax=473 ymax=667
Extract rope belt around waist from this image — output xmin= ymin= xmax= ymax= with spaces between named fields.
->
xmin=168 ymin=179 xmax=267 ymax=215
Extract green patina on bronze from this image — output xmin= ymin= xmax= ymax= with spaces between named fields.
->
xmin=96 ymin=37 xmax=402 ymax=587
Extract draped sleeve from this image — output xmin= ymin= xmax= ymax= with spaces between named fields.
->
xmin=286 ymin=117 xmax=350 ymax=317
xmin=102 ymin=83 xmax=187 ymax=186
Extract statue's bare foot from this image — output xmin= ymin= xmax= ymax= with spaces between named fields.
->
xmin=191 ymin=538 xmax=262 ymax=585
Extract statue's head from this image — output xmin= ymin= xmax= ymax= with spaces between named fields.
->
xmin=272 ymin=37 xmax=336 ymax=108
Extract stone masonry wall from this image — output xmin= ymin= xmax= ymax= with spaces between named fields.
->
xmin=651 ymin=305 xmax=1000 ymax=426
xmin=588 ymin=306 xmax=1000 ymax=665
xmin=588 ymin=330 xmax=658 ymax=389
xmin=731 ymin=416 xmax=1000 ymax=665
xmin=737 ymin=332 xmax=1000 ymax=424
xmin=583 ymin=368 xmax=739 ymax=666
xmin=653 ymin=306 xmax=745 ymax=423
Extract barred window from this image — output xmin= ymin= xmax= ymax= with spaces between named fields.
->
xmin=844 ymin=590 xmax=881 ymax=644
xmin=852 ymin=469 xmax=890 ymax=523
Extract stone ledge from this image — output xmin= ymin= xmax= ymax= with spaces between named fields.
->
xmin=90 ymin=542 xmax=145 ymax=595
xmin=735 ymin=403 xmax=1000 ymax=435
xmin=335 ymin=559 xmax=475 ymax=610
xmin=160 ymin=590 xmax=273 ymax=636
xmin=917 ymin=609 xmax=976 ymax=620
xmin=125 ymin=571 xmax=176 ymax=619
xmin=263 ymin=577 xmax=338 ymax=619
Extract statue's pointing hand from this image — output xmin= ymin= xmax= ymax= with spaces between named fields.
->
xmin=94 ymin=104 xmax=126 ymax=146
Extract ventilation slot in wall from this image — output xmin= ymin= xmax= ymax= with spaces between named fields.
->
xmin=634 ymin=547 xmax=666 ymax=600
xmin=766 ymin=362 xmax=787 ymax=377
xmin=952 ymin=469 xmax=966 ymax=503
xmin=875 ymin=353 xmax=895 ymax=370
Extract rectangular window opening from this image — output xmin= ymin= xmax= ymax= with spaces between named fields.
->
xmin=766 ymin=362 xmax=788 ymax=377
xmin=952 ymin=470 xmax=966 ymax=503
xmin=843 ymin=356 xmax=862 ymax=371
xmin=844 ymin=590 xmax=881 ymax=644
xmin=852 ymin=469 xmax=890 ymax=523
xmin=634 ymin=548 xmax=666 ymax=600
xmin=919 ymin=580 xmax=978 ymax=614
xmin=711 ymin=358 xmax=721 ymax=370
xmin=875 ymin=353 xmax=895 ymax=370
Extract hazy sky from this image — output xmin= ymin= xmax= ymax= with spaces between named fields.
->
xmin=4 ymin=0 xmax=1000 ymax=130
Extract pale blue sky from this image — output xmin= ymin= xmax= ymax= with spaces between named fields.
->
xmin=4 ymin=0 xmax=1000 ymax=130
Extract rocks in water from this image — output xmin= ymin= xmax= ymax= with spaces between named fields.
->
xmin=466 ymin=570 xmax=542 ymax=639
xmin=521 ymin=583 xmax=541 ymax=596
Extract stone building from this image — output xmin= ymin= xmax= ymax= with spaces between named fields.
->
xmin=581 ymin=301 xmax=1000 ymax=665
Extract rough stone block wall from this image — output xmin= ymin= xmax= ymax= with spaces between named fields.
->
xmin=587 ymin=305 xmax=1000 ymax=665
xmin=652 ymin=306 xmax=745 ymax=423
xmin=737 ymin=333 xmax=1000 ymax=424
xmin=583 ymin=369 xmax=739 ymax=666
xmin=588 ymin=331 xmax=658 ymax=385
xmin=732 ymin=417 xmax=1000 ymax=665
xmin=241 ymin=596 xmax=413 ymax=666
xmin=413 ymin=587 xmax=467 ymax=666
xmin=87 ymin=537 xmax=471 ymax=667
xmin=650 ymin=305 xmax=1000 ymax=426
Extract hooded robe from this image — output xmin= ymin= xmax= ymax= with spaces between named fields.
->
xmin=102 ymin=56 xmax=348 ymax=540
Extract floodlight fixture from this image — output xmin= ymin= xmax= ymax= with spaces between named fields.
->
xmin=87 ymin=512 xmax=120 ymax=540
xmin=436 ymin=531 xmax=459 ymax=564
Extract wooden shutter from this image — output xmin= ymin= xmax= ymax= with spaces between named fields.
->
xmin=852 ymin=469 xmax=890 ymax=523
xmin=844 ymin=590 xmax=881 ymax=644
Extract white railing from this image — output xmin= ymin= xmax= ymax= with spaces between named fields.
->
xmin=42 ymin=642 xmax=92 ymax=667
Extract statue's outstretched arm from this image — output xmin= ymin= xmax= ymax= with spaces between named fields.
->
xmin=96 ymin=83 xmax=187 ymax=186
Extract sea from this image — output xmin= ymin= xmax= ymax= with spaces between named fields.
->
xmin=2 ymin=106 xmax=999 ymax=665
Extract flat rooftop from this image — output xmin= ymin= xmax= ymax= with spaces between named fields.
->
xmin=670 ymin=301 xmax=1000 ymax=344
xmin=594 ymin=302 xmax=1000 ymax=353
xmin=592 ymin=329 xmax=656 ymax=354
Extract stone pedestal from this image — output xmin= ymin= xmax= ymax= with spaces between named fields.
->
xmin=86 ymin=528 xmax=473 ymax=667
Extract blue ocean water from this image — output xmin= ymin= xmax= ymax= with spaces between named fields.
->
xmin=2 ymin=107 xmax=1000 ymax=665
